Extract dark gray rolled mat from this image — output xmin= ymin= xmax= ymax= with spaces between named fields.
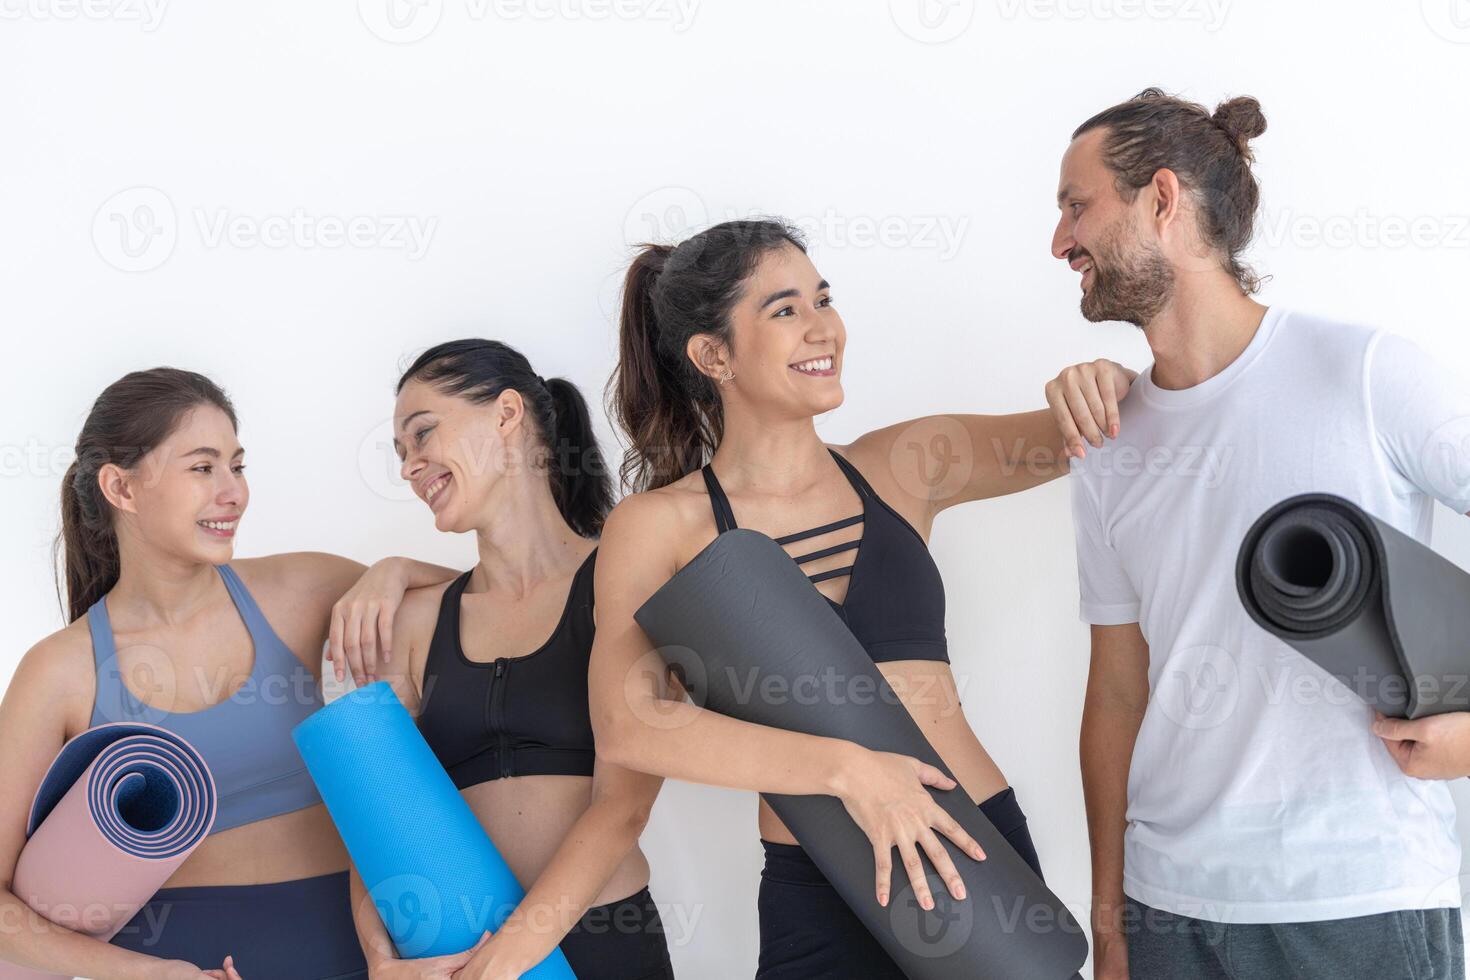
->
xmin=1237 ymin=492 xmax=1470 ymax=719
xmin=633 ymin=528 xmax=1088 ymax=980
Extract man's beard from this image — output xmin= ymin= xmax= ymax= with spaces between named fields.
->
xmin=1079 ymin=225 xmax=1173 ymax=327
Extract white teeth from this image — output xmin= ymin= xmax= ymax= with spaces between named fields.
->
xmin=425 ymin=474 xmax=450 ymax=501
xmin=792 ymin=356 xmax=833 ymax=373
xmin=198 ymin=520 xmax=236 ymax=531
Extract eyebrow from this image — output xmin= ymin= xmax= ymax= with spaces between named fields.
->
xmin=184 ymin=447 xmax=244 ymax=459
xmin=391 ymin=410 xmax=435 ymax=454
xmin=1057 ymin=185 xmax=1074 ymax=207
xmin=758 ymin=279 xmax=831 ymax=310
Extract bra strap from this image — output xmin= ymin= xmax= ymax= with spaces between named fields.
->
xmin=775 ymin=512 xmax=863 ymax=545
xmin=826 ymin=448 xmax=875 ymax=499
xmin=85 ymin=599 xmax=116 ymax=672
xmin=216 ymin=565 xmax=274 ymax=642
xmin=701 ymin=464 xmax=738 ymax=533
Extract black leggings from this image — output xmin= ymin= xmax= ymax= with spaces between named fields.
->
xmin=560 ymin=885 xmax=676 ymax=979
xmin=755 ymin=786 xmax=1044 ymax=980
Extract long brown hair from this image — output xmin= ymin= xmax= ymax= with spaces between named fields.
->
xmin=609 ymin=218 xmax=807 ymax=492
xmin=1073 ymin=88 xmax=1268 ymax=294
xmin=56 ymin=368 xmax=238 ymax=622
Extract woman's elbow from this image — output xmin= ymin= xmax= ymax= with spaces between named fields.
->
xmin=592 ymin=705 xmax=636 ymax=770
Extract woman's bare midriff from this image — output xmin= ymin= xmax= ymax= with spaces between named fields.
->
xmin=462 ymin=774 xmax=653 ymax=907
xmin=159 ymin=773 xmax=651 ymax=907
xmin=758 ymin=657 xmax=1009 ymax=845
xmin=159 ymin=803 xmax=350 ymax=886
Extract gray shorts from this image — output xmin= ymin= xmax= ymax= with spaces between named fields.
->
xmin=1124 ymin=896 xmax=1465 ymax=980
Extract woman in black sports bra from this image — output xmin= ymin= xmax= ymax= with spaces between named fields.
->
xmin=591 ymin=219 xmax=1134 ymax=978
xmin=346 ymin=340 xmax=674 ymax=980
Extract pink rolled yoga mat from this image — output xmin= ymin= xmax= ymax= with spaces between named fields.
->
xmin=0 ymin=724 xmax=215 ymax=980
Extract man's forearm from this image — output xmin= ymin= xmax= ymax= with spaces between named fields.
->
xmin=1080 ymin=690 xmax=1144 ymax=936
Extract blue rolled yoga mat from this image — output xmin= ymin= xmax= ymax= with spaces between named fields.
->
xmin=291 ymin=682 xmax=577 ymax=977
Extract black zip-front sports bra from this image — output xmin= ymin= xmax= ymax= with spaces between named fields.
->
xmin=701 ymin=447 xmax=950 ymax=664
xmin=417 ymin=548 xmax=598 ymax=789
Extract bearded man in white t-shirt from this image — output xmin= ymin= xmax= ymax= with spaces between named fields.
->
xmin=1045 ymin=87 xmax=1468 ymax=980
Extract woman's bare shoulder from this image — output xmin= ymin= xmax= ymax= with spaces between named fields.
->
xmin=8 ymin=617 xmax=96 ymax=733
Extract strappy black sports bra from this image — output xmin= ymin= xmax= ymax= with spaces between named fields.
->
xmin=417 ymin=549 xmax=598 ymax=789
xmin=701 ymin=447 xmax=949 ymax=664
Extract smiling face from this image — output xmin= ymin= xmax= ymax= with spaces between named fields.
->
xmin=692 ymin=243 xmax=846 ymax=418
xmin=101 ymin=404 xmax=247 ymax=563
xmin=394 ymin=378 xmax=529 ymax=533
xmin=1052 ymin=127 xmax=1175 ymax=327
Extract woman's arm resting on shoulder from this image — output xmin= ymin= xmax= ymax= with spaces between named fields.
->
xmin=587 ymin=494 xmax=985 ymax=909
xmin=848 ymin=359 xmax=1136 ymax=520
xmin=327 ymin=556 xmax=460 ymax=686
xmin=247 ymin=551 xmax=457 ymax=687
xmin=457 ymin=763 xmax=664 ymax=979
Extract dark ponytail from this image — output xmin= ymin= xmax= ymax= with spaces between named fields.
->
xmin=397 ymin=340 xmax=612 ymax=538
xmin=56 ymin=368 xmax=238 ymax=623
xmin=610 ymin=218 xmax=807 ymax=492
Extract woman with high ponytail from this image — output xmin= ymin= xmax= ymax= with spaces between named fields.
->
xmin=2 ymin=367 xmax=460 ymax=979
xmin=593 ymin=218 xmax=1135 ymax=977
xmin=332 ymin=339 xmax=673 ymax=979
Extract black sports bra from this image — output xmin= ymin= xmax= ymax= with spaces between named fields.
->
xmin=417 ymin=549 xmax=598 ymax=789
xmin=701 ymin=448 xmax=949 ymax=664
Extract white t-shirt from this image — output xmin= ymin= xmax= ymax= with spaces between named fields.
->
xmin=1070 ymin=305 xmax=1470 ymax=924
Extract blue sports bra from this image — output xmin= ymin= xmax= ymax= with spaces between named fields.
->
xmin=86 ymin=564 xmax=324 ymax=833
xmin=702 ymin=447 xmax=950 ymax=664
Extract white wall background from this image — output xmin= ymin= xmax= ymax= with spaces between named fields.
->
xmin=2 ymin=1 xmax=1469 ymax=976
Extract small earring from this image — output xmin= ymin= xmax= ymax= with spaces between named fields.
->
xmin=718 ymin=368 xmax=734 ymax=386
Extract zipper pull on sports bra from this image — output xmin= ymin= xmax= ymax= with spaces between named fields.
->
xmin=700 ymin=447 xmax=952 ymax=665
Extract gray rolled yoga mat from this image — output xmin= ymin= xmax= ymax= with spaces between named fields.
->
xmin=634 ymin=528 xmax=1088 ymax=979
xmin=1237 ymin=492 xmax=1470 ymax=719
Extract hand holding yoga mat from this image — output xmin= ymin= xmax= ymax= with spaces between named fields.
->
xmin=0 ymin=724 xmax=215 ymax=980
xmin=634 ymin=528 xmax=1088 ymax=980
xmin=1238 ymin=492 xmax=1470 ymax=719
xmin=291 ymin=682 xmax=577 ymax=978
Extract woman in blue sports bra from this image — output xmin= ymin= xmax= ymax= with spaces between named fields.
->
xmin=591 ymin=218 xmax=1135 ymax=978
xmin=339 ymin=340 xmax=673 ymax=980
xmin=0 ymin=368 xmax=456 ymax=979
